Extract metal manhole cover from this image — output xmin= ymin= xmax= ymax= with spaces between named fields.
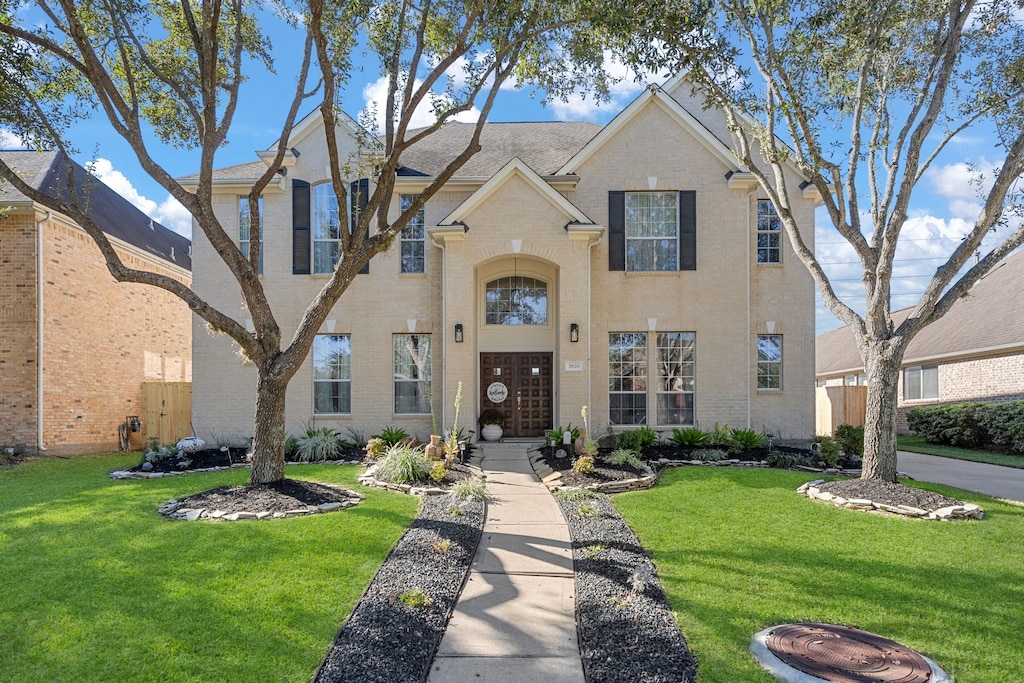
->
xmin=763 ymin=623 xmax=932 ymax=683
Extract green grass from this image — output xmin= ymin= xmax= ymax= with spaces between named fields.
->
xmin=898 ymin=435 xmax=1024 ymax=469
xmin=0 ymin=453 xmax=418 ymax=683
xmin=615 ymin=467 xmax=1024 ymax=683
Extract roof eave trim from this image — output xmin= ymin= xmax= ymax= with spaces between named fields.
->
xmin=439 ymin=157 xmax=593 ymax=226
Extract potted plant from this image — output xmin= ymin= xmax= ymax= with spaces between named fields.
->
xmin=479 ymin=409 xmax=505 ymax=441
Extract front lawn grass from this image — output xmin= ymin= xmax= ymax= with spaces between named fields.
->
xmin=897 ymin=434 xmax=1024 ymax=469
xmin=0 ymin=453 xmax=418 ymax=683
xmin=615 ymin=467 xmax=1024 ymax=683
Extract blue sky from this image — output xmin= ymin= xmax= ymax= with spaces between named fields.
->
xmin=1 ymin=9 xmax=1014 ymax=336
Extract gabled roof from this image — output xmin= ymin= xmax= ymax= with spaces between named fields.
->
xmin=556 ymin=85 xmax=743 ymax=175
xmin=397 ymin=121 xmax=602 ymax=178
xmin=439 ymin=157 xmax=596 ymax=226
xmin=816 ymin=249 xmax=1024 ymax=374
xmin=0 ymin=150 xmax=191 ymax=270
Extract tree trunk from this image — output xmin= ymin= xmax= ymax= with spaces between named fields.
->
xmin=250 ymin=370 xmax=288 ymax=485
xmin=860 ymin=350 xmax=901 ymax=483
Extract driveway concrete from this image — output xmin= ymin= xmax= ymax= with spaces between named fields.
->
xmin=898 ymin=450 xmax=1024 ymax=502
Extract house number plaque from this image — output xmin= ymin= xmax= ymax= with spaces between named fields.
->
xmin=486 ymin=382 xmax=509 ymax=403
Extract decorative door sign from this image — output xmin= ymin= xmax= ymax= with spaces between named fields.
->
xmin=486 ymin=382 xmax=509 ymax=403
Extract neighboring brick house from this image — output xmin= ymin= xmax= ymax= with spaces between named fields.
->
xmin=190 ymin=77 xmax=819 ymax=445
xmin=0 ymin=151 xmax=192 ymax=455
xmin=816 ymin=248 xmax=1024 ymax=432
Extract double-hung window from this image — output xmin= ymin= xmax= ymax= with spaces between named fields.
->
xmin=609 ymin=332 xmax=648 ymax=425
xmin=313 ymin=334 xmax=351 ymax=414
xmin=656 ymin=332 xmax=696 ymax=425
xmin=239 ymin=196 xmax=263 ymax=273
xmin=400 ymin=195 xmax=425 ymax=274
xmin=626 ymin=192 xmax=678 ymax=271
xmin=394 ymin=334 xmax=431 ymax=414
xmin=313 ymin=183 xmax=340 ymax=274
xmin=757 ymin=200 xmax=781 ymax=263
xmin=757 ymin=334 xmax=783 ymax=389
xmin=903 ymin=365 xmax=938 ymax=400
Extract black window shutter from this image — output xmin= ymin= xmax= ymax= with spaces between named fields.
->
xmin=292 ymin=179 xmax=310 ymax=274
xmin=679 ymin=190 xmax=696 ymax=271
xmin=351 ymin=178 xmax=370 ymax=274
xmin=608 ymin=191 xmax=625 ymax=271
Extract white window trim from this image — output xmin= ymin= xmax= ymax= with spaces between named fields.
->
xmin=625 ymin=191 xmax=679 ymax=273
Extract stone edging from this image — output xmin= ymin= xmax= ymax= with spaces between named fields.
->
xmin=798 ymin=479 xmax=985 ymax=520
xmin=357 ymin=462 xmax=486 ymax=496
xmin=157 ymin=486 xmax=365 ymax=522
xmin=528 ymin=451 xmax=658 ymax=493
xmin=109 ymin=459 xmax=363 ymax=480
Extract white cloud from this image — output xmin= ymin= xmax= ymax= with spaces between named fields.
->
xmin=548 ymin=52 xmax=652 ymax=121
xmin=925 ymin=157 xmax=999 ymax=221
xmin=813 ymin=209 xmax=973 ymax=334
xmin=0 ymin=128 xmax=26 ymax=148
xmin=86 ymin=158 xmax=192 ymax=238
xmin=362 ymin=75 xmax=481 ymax=133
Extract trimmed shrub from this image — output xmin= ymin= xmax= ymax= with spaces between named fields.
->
xmin=833 ymin=424 xmax=864 ymax=456
xmin=692 ymin=448 xmax=728 ymax=462
xmin=451 ymin=479 xmax=487 ymax=501
xmin=603 ymin=448 xmax=644 ymax=470
xmin=907 ymin=401 xmax=1024 ymax=454
xmin=375 ymin=444 xmax=431 ymax=483
xmin=372 ymin=426 xmax=410 ymax=447
xmin=729 ymin=428 xmax=766 ymax=450
xmin=976 ymin=401 xmax=1024 ymax=454
xmin=616 ymin=427 xmax=658 ymax=452
xmin=670 ymin=427 xmax=708 ymax=447
xmin=295 ymin=427 xmax=340 ymax=462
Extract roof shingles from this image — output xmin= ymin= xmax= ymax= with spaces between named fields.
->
xmin=816 ymin=249 xmax=1024 ymax=374
xmin=0 ymin=151 xmax=190 ymax=270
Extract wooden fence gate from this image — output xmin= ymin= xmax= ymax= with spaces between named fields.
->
xmin=815 ymin=386 xmax=867 ymax=436
xmin=142 ymin=382 xmax=192 ymax=446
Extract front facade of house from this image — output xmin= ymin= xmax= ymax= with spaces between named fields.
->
xmin=191 ymin=79 xmax=818 ymax=445
xmin=816 ymin=249 xmax=1024 ymax=432
xmin=0 ymin=151 xmax=192 ymax=454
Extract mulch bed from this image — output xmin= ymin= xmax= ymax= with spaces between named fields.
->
xmin=170 ymin=478 xmax=358 ymax=514
xmin=815 ymin=478 xmax=964 ymax=511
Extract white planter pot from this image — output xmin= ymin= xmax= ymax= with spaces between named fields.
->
xmin=481 ymin=425 xmax=503 ymax=441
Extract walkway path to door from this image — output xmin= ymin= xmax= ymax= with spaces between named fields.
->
xmin=427 ymin=442 xmax=584 ymax=683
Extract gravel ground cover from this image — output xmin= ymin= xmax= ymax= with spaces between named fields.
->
xmin=558 ymin=492 xmax=699 ymax=683
xmin=313 ymin=493 xmax=485 ymax=683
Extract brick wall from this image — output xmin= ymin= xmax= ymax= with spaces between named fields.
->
xmin=2 ymin=210 xmax=195 ymax=454
xmin=0 ymin=213 xmax=39 ymax=450
xmin=897 ymin=350 xmax=1024 ymax=431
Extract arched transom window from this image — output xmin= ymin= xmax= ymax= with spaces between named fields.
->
xmin=485 ymin=276 xmax=548 ymax=325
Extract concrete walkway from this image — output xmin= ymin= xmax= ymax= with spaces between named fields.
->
xmin=427 ymin=442 xmax=584 ymax=683
xmin=898 ymin=450 xmax=1024 ymax=503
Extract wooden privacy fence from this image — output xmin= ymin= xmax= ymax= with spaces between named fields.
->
xmin=142 ymin=382 xmax=192 ymax=446
xmin=815 ymin=386 xmax=867 ymax=436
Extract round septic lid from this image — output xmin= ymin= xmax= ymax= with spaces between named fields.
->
xmin=751 ymin=623 xmax=952 ymax=683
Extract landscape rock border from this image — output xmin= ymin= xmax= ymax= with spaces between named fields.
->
xmin=529 ymin=450 xmax=659 ymax=493
xmin=110 ymin=458 xmax=363 ymax=480
xmin=799 ymin=480 xmax=985 ymax=520
xmin=357 ymin=461 xmax=486 ymax=496
xmin=157 ymin=484 xmax=365 ymax=522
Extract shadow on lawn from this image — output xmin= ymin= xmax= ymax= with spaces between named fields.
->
xmin=0 ymin=457 xmax=418 ymax=682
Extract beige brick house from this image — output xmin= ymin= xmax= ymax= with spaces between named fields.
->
xmin=816 ymin=248 xmax=1024 ymax=432
xmin=191 ymin=78 xmax=819 ymax=445
xmin=0 ymin=151 xmax=192 ymax=455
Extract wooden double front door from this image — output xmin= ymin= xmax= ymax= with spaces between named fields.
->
xmin=479 ymin=352 xmax=553 ymax=437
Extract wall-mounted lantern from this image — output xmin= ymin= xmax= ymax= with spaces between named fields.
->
xmin=570 ymin=323 xmax=580 ymax=343
xmin=454 ymin=323 xmax=464 ymax=343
